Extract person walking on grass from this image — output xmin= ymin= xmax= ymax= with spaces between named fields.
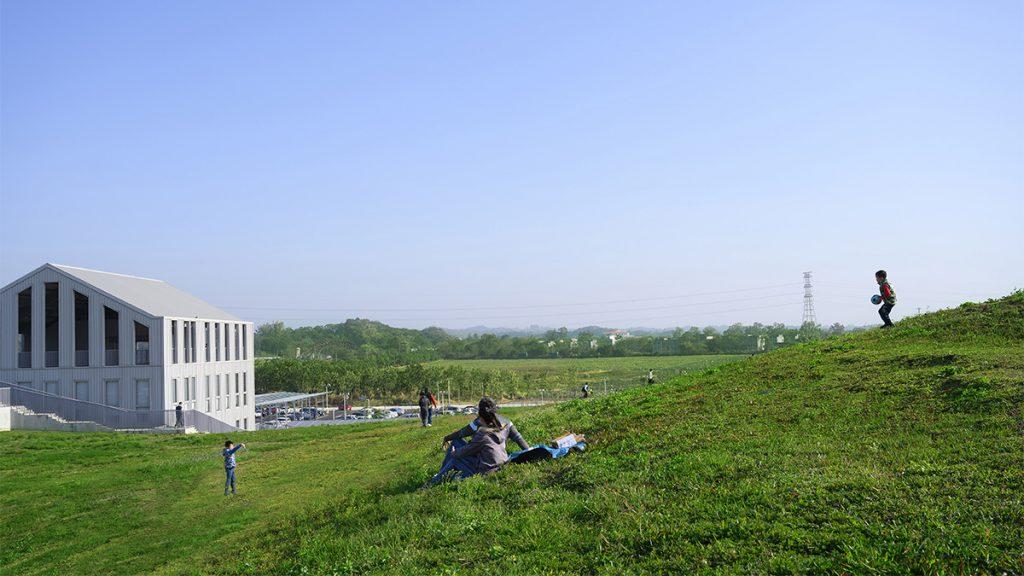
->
xmin=419 ymin=388 xmax=437 ymax=427
xmin=876 ymin=269 xmax=897 ymax=328
xmin=222 ymin=440 xmax=245 ymax=495
xmin=174 ymin=402 xmax=184 ymax=428
xmin=647 ymin=369 xmax=655 ymax=385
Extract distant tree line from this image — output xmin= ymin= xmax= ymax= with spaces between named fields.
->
xmin=254 ymin=358 xmax=559 ymax=403
xmin=255 ymin=318 xmax=854 ymax=363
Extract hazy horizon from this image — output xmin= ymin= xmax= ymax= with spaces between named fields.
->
xmin=2 ymin=1 xmax=1021 ymax=330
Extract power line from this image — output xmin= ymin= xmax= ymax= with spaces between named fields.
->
xmin=238 ymin=292 xmax=800 ymax=323
xmin=219 ymin=282 xmax=801 ymax=314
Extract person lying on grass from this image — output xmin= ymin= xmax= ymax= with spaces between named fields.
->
xmin=426 ymin=397 xmax=530 ymax=486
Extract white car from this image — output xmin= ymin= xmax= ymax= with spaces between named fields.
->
xmin=274 ymin=417 xmax=290 ymax=427
xmin=381 ymin=410 xmax=399 ymax=419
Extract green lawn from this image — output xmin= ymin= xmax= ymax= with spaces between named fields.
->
xmin=429 ymin=354 xmax=746 ymax=398
xmin=1 ymin=294 xmax=1022 ymax=575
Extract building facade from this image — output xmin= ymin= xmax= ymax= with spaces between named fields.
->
xmin=0 ymin=264 xmax=255 ymax=430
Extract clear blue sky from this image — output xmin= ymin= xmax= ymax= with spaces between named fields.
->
xmin=2 ymin=1 xmax=1021 ymax=329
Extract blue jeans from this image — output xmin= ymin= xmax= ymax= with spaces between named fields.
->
xmin=225 ymin=467 xmax=236 ymax=494
xmin=427 ymin=438 xmax=477 ymax=485
xmin=879 ymin=302 xmax=895 ymax=326
xmin=420 ymin=407 xmax=433 ymax=426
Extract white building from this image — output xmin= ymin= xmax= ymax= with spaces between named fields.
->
xmin=0 ymin=264 xmax=256 ymax=430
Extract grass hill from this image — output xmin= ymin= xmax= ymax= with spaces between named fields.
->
xmin=2 ymin=293 xmax=1022 ymax=575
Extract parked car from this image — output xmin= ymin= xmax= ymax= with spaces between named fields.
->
xmin=274 ymin=417 xmax=289 ymax=427
xmin=381 ymin=410 xmax=399 ymax=419
xmin=461 ymin=406 xmax=478 ymax=414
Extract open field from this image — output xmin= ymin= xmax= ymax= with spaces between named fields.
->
xmin=428 ymin=354 xmax=746 ymax=399
xmin=1 ymin=294 xmax=1022 ymax=575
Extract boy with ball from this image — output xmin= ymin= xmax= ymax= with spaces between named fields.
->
xmin=874 ymin=270 xmax=896 ymax=328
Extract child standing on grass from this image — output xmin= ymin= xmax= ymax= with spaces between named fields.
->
xmin=222 ymin=440 xmax=245 ymax=495
xmin=876 ymin=270 xmax=897 ymax=328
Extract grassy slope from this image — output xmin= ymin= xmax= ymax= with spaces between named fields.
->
xmin=1 ymin=294 xmax=1021 ymax=575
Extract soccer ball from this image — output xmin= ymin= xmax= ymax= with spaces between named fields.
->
xmin=871 ymin=295 xmax=882 ymax=305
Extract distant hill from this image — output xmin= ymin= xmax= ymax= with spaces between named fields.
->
xmin=254 ymin=318 xmax=455 ymax=363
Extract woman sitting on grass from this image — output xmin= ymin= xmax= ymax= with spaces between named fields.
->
xmin=426 ymin=397 xmax=530 ymax=486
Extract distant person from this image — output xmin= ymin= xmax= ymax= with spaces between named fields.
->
xmin=174 ymin=402 xmax=184 ymax=428
xmin=876 ymin=270 xmax=897 ymax=328
xmin=222 ymin=440 xmax=246 ymax=495
xmin=581 ymin=383 xmax=591 ymax=398
xmin=647 ymin=369 xmax=655 ymax=384
xmin=426 ymin=397 xmax=530 ymax=486
xmin=419 ymin=388 xmax=438 ymax=427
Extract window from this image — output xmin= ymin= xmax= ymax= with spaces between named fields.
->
xmin=205 ymin=376 xmax=211 ymax=412
xmin=134 ymin=322 xmax=150 ymax=365
xmin=171 ymin=321 xmax=179 ymax=363
xmin=215 ymin=323 xmax=221 ymax=361
xmin=185 ymin=377 xmax=192 ymax=402
xmin=44 ymin=283 xmax=59 ymax=367
xmin=216 ymin=396 xmax=221 ymax=411
xmin=216 ymin=374 xmax=221 ymax=397
xmin=242 ymin=325 xmax=248 ymax=360
xmin=224 ymin=324 xmax=230 ymax=360
xmin=46 ymin=381 xmax=60 ymax=396
xmin=235 ymin=420 xmax=240 ymax=428
xmin=242 ymin=372 xmax=247 ymax=392
xmin=190 ymin=322 xmax=197 ymax=364
xmin=234 ymin=324 xmax=240 ymax=360
xmin=235 ymin=373 xmax=240 ymax=406
xmin=204 ymin=322 xmax=211 ymax=361
xmin=243 ymin=418 xmax=248 ymax=430
xmin=74 ymin=380 xmax=89 ymax=401
xmin=183 ymin=320 xmax=190 ymax=363
xmin=17 ymin=287 xmax=32 ymax=368
xmin=172 ymin=378 xmax=179 ymax=403
xmin=104 ymin=307 xmax=119 ymax=366
xmin=74 ymin=292 xmax=89 ymax=367
xmin=135 ymin=379 xmax=150 ymax=410
xmin=105 ymin=380 xmax=120 ymax=407
xmin=192 ymin=378 xmax=197 ymax=406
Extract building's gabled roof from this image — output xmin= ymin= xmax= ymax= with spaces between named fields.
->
xmin=18 ymin=264 xmax=241 ymax=321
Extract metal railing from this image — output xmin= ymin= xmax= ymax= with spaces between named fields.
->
xmin=105 ymin=349 xmax=119 ymax=366
xmin=18 ymin=352 xmax=31 ymax=368
xmin=45 ymin=351 xmax=59 ymax=367
xmin=0 ymin=382 xmax=238 ymax=433
xmin=75 ymin=350 xmax=89 ymax=367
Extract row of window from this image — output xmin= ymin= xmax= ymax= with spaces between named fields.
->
xmin=171 ymin=372 xmax=249 ymax=414
xmin=170 ymin=320 xmax=248 ymax=364
xmin=14 ymin=285 xmax=149 ymax=368
xmin=23 ymin=378 xmax=152 ymax=409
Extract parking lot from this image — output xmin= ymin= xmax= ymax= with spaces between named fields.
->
xmin=257 ymin=404 xmax=479 ymax=430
